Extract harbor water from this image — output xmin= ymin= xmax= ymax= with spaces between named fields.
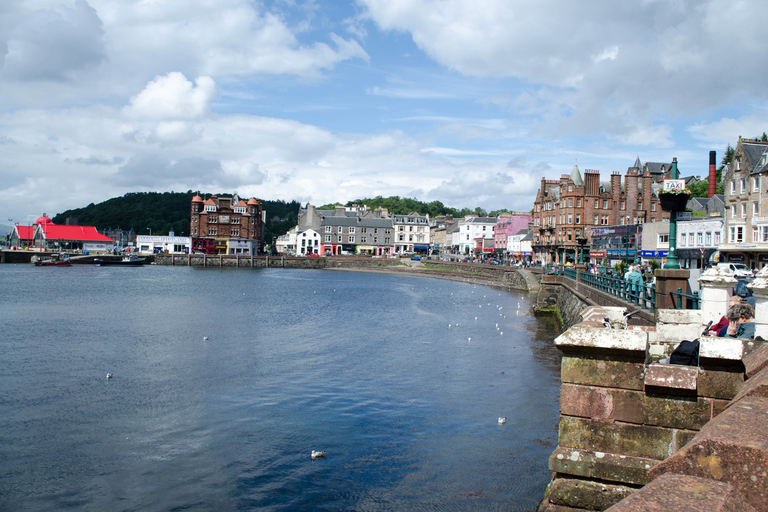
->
xmin=0 ymin=265 xmax=561 ymax=511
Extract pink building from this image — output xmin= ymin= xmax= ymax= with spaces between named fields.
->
xmin=493 ymin=213 xmax=533 ymax=253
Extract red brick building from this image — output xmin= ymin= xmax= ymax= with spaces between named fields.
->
xmin=532 ymin=161 xmax=670 ymax=264
xmin=190 ymin=194 xmax=265 ymax=255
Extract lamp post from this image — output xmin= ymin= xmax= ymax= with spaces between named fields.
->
xmin=663 ymin=158 xmax=681 ymax=270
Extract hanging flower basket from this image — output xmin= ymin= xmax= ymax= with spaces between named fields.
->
xmin=659 ymin=191 xmax=690 ymax=212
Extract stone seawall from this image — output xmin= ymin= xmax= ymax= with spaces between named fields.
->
xmin=534 ymin=277 xmax=592 ymax=330
xmin=154 ymin=255 xmax=540 ymax=292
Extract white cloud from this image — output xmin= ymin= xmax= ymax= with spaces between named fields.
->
xmin=125 ymin=73 xmax=215 ymax=121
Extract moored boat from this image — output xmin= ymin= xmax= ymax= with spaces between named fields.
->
xmin=93 ymin=255 xmax=146 ymax=266
xmin=33 ymin=253 xmax=72 ymax=267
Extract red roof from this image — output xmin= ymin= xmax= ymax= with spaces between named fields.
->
xmin=39 ymin=224 xmax=114 ymax=242
xmin=15 ymin=225 xmax=34 ymax=240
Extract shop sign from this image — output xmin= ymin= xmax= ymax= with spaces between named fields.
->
xmin=759 ymin=254 xmax=768 ymax=263
xmin=640 ymin=250 xmax=668 ymax=258
xmin=728 ymin=254 xmax=745 ymax=262
xmin=589 ymin=251 xmax=606 ymax=257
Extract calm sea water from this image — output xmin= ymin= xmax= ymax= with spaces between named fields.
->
xmin=0 ymin=264 xmax=561 ymax=511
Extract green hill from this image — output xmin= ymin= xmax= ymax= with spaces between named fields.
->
xmin=52 ymin=191 xmax=300 ymax=245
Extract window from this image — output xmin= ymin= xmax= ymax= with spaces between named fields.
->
xmin=325 ymin=235 xmax=331 ymax=242
xmin=576 ymin=199 xmax=581 ymax=207
xmin=325 ymin=226 xmax=331 ymax=232
xmin=679 ymin=233 xmax=686 ymax=246
xmin=638 ymin=201 xmax=643 ymax=210
xmin=568 ymin=198 xmax=573 ymax=207
xmin=399 ymin=234 xmax=404 ymax=241
xmin=568 ymin=184 xmax=573 ymax=192
xmin=658 ymin=234 xmax=669 ymax=244
xmin=231 ymin=229 xmax=239 ymax=236
xmin=754 ymin=202 xmax=760 ymax=216
xmin=760 ymin=226 xmax=768 ymax=242
xmin=547 ymin=202 xmax=552 ymax=210
xmin=730 ymin=226 xmax=743 ymax=243
xmin=741 ymin=203 xmax=746 ymax=218
xmin=348 ymin=236 xmax=355 ymax=243
xmin=620 ymin=217 xmax=625 ymax=225
xmin=575 ymin=214 xmax=580 ymax=224
xmin=209 ymin=216 xmax=217 ymax=224
xmin=361 ymin=236 xmax=367 ymax=243
xmin=349 ymin=227 xmax=355 ymax=234
xmin=754 ymin=228 xmax=759 ymax=242
xmin=536 ymin=204 xmax=541 ymax=212
xmin=594 ymin=214 xmax=599 ymax=224
xmin=409 ymin=226 xmax=413 ymax=232
xmin=731 ymin=206 xmax=736 ymax=219
xmin=705 ymin=232 xmax=712 ymax=245
xmin=714 ymin=232 xmax=721 ymax=245
xmin=208 ymin=227 xmax=216 ymax=235
xmin=740 ymin=179 xmax=746 ymax=193
xmin=697 ymin=233 xmax=703 ymax=245
xmin=337 ymin=236 xmax=342 ymax=243
xmin=601 ymin=215 xmax=609 ymax=225
xmin=651 ymin=202 xmax=656 ymax=212
xmin=361 ymin=228 xmax=367 ymax=233
xmin=754 ymin=177 xmax=760 ymax=192
xmin=620 ymin=200 xmax=625 ymax=210
xmin=730 ymin=181 xmax=736 ymax=194
xmin=595 ymin=199 xmax=599 ymax=208
xmin=567 ymin=230 xmax=572 ymax=241
xmin=567 ymin=214 xmax=572 ymax=223
xmin=603 ymin=200 xmax=608 ymax=209
xmin=338 ymin=226 xmax=343 ymax=233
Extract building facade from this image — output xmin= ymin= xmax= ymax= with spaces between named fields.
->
xmin=297 ymin=204 xmax=395 ymax=256
xmin=190 ymin=194 xmax=265 ymax=255
xmin=532 ymin=161 xmax=669 ymax=264
xmin=719 ymin=137 xmax=768 ymax=269
xmin=393 ymin=212 xmax=430 ymax=254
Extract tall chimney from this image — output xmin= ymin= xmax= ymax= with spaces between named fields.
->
xmin=708 ymin=150 xmax=717 ymax=198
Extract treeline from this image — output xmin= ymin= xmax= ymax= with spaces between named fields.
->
xmin=319 ymin=196 xmax=514 ymax=218
xmin=52 ymin=191 xmax=301 ymax=244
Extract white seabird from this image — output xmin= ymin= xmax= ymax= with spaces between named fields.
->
xmin=203 ymin=336 xmax=209 ymax=341
xmin=106 ymin=373 xmax=113 ymax=379
xmin=311 ymin=450 xmax=326 ymax=460
xmin=498 ymin=417 xmax=506 ymax=424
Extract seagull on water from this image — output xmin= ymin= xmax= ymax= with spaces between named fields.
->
xmin=311 ymin=450 xmax=326 ymax=460
xmin=498 ymin=417 xmax=506 ymax=424
xmin=203 ymin=336 xmax=209 ymax=341
xmin=106 ymin=373 xmax=113 ymax=379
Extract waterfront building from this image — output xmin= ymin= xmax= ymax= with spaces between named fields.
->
xmin=297 ymin=204 xmax=394 ymax=256
xmin=393 ymin=212 xmax=430 ymax=254
xmin=31 ymin=215 xmax=115 ymax=253
xmin=8 ymin=224 xmax=35 ymax=249
xmin=297 ymin=229 xmax=321 ymax=256
xmin=493 ymin=213 xmax=533 ymax=260
xmin=533 ymin=160 xmax=670 ymax=265
xmin=719 ymin=137 xmax=768 ymax=269
xmin=275 ymin=226 xmax=297 ymax=255
xmin=456 ymin=216 xmax=497 ymax=256
xmin=506 ymin=227 xmax=533 ymax=263
xmin=136 ymin=231 xmax=192 ymax=255
xmin=190 ymin=194 xmax=265 ymax=255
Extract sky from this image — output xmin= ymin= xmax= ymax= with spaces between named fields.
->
xmin=2 ymin=0 xmax=768 ymax=226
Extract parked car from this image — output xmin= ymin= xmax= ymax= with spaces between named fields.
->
xmin=411 ymin=256 xmax=421 ymax=261
xmin=307 ymin=253 xmax=319 ymax=258
xmin=717 ymin=262 xmax=754 ymax=279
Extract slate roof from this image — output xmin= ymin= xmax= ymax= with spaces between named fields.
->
xmin=750 ymin=146 xmax=768 ymax=175
xmin=569 ymin=164 xmax=583 ymax=187
xmin=463 ymin=217 xmax=498 ymax=224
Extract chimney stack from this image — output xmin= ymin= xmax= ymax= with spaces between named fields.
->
xmin=708 ymin=151 xmax=717 ymax=198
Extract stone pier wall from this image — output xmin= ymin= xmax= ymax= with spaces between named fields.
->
xmin=538 ymin=304 xmax=768 ymax=512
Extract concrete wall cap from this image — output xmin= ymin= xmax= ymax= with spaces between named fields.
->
xmin=555 ymin=326 xmax=648 ymax=352
xmin=699 ymin=336 xmax=748 ymax=361
xmin=698 ymin=266 xmax=738 ymax=285
xmin=657 ymin=309 xmax=703 ymax=325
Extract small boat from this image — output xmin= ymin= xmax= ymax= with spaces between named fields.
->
xmin=93 ymin=254 xmax=146 ymax=266
xmin=33 ymin=253 xmax=72 ymax=267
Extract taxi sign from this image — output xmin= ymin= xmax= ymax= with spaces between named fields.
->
xmin=663 ymin=179 xmax=686 ymax=191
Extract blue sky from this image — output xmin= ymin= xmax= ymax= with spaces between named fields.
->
xmin=2 ymin=0 xmax=768 ymax=225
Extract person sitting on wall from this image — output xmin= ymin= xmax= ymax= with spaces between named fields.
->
xmin=710 ymin=296 xmax=743 ymax=336
xmin=733 ymin=280 xmax=756 ymax=309
xmin=725 ymin=303 xmax=756 ymax=340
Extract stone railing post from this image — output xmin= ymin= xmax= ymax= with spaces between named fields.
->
xmin=698 ymin=266 xmax=737 ymax=329
xmin=575 ymin=263 xmax=585 ymax=283
xmin=748 ymin=266 xmax=768 ymax=340
xmin=654 ymin=268 xmax=690 ymax=313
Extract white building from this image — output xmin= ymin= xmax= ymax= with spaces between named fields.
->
xmin=136 ymin=232 xmax=192 ymax=255
xmin=506 ymin=228 xmax=533 ymax=263
xmin=393 ymin=212 xmax=430 ymax=254
xmin=297 ymin=229 xmax=321 ymax=255
xmin=275 ymin=226 xmax=297 ymax=255
xmin=457 ymin=216 xmax=497 ymax=255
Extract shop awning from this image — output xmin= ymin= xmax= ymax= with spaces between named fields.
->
xmin=413 ymin=244 xmax=429 ymax=250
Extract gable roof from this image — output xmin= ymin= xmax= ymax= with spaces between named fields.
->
xmin=38 ymin=224 xmax=114 ymax=242
xmin=14 ymin=225 xmax=34 ymax=240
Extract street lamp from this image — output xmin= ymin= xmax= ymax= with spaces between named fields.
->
xmin=147 ymin=227 xmax=152 ymax=236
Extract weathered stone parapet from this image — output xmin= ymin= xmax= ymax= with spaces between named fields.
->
xmin=539 ymin=300 xmax=766 ymax=512
xmin=605 ymin=473 xmax=757 ymax=512
xmin=698 ymin=267 xmax=737 ymax=333
xmin=647 ymin=395 xmax=768 ymax=512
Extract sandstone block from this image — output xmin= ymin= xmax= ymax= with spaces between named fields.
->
xmin=549 ymin=446 xmax=659 ymax=486
xmin=561 ymin=356 xmax=645 ymax=390
xmin=560 ymin=384 xmax=714 ymax=430
xmin=545 ymin=476 xmax=636 ymax=511
xmin=730 ymin=365 xmax=768 ymax=405
xmin=558 ymin=416 xmax=691 ymax=461
xmin=699 ymin=336 xmax=748 ymax=361
xmin=744 ymin=342 xmax=768 ymax=378
xmin=697 ymin=368 xmax=744 ymax=400
xmin=605 ymin=473 xmax=756 ymax=512
xmin=648 ymin=396 xmax=768 ymax=512
xmin=657 ymin=309 xmax=703 ymax=325
xmin=644 ymin=363 xmax=697 ymax=392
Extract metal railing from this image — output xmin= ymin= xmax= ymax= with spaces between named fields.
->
xmin=669 ymin=288 xmax=700 ymax=310
xmin=563 ymin=267 xmax=577 ymax=280
xmin=576 ymin=270 xmax=656 ymax=312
